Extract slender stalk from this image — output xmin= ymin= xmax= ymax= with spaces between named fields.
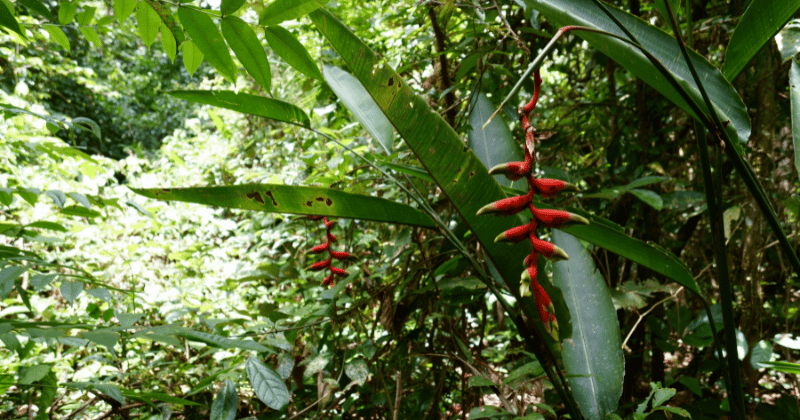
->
xmin=661 ymin=1 xmax=744 ymax=414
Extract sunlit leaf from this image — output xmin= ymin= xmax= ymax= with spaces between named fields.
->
xmin=210 ymin=380 xmax=237 ymax=420
xmin=221 ymin=16 xmax=272 ymax=91
xmin=258 ymin=0 xmax=325 ymax=26
xmin=178 ymin=7 xmax=237 ymax=83
xmin=723 ymin=0 xmax=800 ymax=80
xmin=264 ymin=25 xmax=322 ymax=80
xmin=57 ymin=0 xmax=76 ymax=24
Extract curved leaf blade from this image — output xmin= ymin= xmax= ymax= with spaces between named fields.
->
xmin=220 ymin=0 xmax=245 ymax=15
xmin=246 ymin=357 xmax=290 ymax=410
xmin=323 ymin=65 xmax=393 ymax=154
xmin=136 ymin=1 xmax=161 ymax=47
xmin=264 ymin=25 xmax=323 ymax=80
xmin=0 ymin=0 xmax=24 ymax=37
xmin=259 ymin=0 xmax=324 ymax=26
xmin=723 ymin=0 xmax=800 ymax=80
xmin=210 ymin=380 xmax=238 ymax=420
xmin=221 ymin=16 xmax=272 ymax=92
xmin=531 ymin=0 xmax=750 ymax=146
xmin=161 ymin=22 xmax=177 ymax=62
xmin=178 ymin=7 xmax=237 ymax=83
xmin=168 ymin=90 xmax=310 ymax=127
xmin=467 ymin=92 xmax=521 ymax=188
xmin=181 ymin=40 xmax=204 ymax=75
xmin=552 ymin=230 xmax=624 ymax=420
xmin=113 ymin=0 xmax=136 ymax=23
xmin=130 ymin=184 xmax=437 ymax=228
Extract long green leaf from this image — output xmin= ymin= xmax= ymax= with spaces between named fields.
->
xmin=259 ymin=0 xmax=324 ymax=26
xmin=310 ymin=8 xmax=530 ymax=288
xmin=221 ymin=16 xmax=272 ymax=92
xmin=323 ymin=65 xmax=393 ymax=154
xmin=722 ymin=0 xmax=800 ymax=80
xmin=551 ymin=230 xmax=623 ymax=420
xmin=168 ymin=90 xmax=310 ymax=127
xmin=178 ymin=7 xmax=237 ymax=83
xmin=467 ymin=93 xmax=521 ymax=188
xmin=130 ymin=184 xmax=437 ymax=228
xmin=792 ymin=58 xmax=800 ymax=185
xmin=264 ymin=25 xmax=323 ymax=80
xmin=0 ymin=0 xmax=24 ymax=38
xmin=531 ymin=0 xmax=750 ymax=146
xmin=210 ymin=380 xmax=238 ymax=420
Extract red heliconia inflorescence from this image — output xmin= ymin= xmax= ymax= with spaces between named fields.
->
xmin=476 ymin=70 xmax=589 ymax=338
xmin=307 ymin=216 xmax=350 ymax=287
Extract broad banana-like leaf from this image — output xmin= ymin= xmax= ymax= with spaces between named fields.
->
xmin=552 ymin=230 xmax=624 ymax=420
xmin=130 ymin=184 xmax=436 ymax=228
xmin=531 ymin=0 xmax=750 ymax=147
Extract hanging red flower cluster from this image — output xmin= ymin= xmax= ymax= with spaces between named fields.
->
xmin=307 ymin=216 xmax=350 ymax=287
xmin=476 ymin=70 xmax=588 ymax=338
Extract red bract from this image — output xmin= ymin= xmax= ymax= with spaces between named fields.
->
xmin=307 ymin=216 xmax=352 ymax=287
xmin=476 ymin=70 xmax=588 ymax=339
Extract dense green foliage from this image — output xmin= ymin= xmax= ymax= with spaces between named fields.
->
xmin=1 ymin=0 xmax=799 ymax=419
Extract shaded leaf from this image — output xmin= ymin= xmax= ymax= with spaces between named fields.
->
xmin=552 ymin=231 xmax=624 ymax=420
xmin=0 ymin=266 xmax=29 ymax=299
xmin=44 ymin=24 xmax=70 ymax=50
xmin=530 ymin=0 xmax=750 ymax=146
xmin=791 ymin=58 xmax=800 ymax=185
xmin=723 ymin=0 xmax=800 ymax=80
xmin=178 ymin=7 xmax=237 ymax=83
xmin=60 ymin=281 xmax=83 ymax=304
xmin=113 ymin=0 xmax=136 ymax=23
xmin=136 ymin=1 xmax=160 ymax=47
xmin=246 ymin=357 xmax=290 ymax=410
xmin=17 ymin=0 xmax=51 ymax=19
xmin=181 ymin=40 xmax=204 ymax=75
xmin=221 ymin=16 xmax=272 ymax=91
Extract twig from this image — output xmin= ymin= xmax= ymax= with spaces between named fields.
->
xmin=621 ymin=287 xmax=683 ymax=351
xmin=62 ymin=396 xmax=98 ymax=420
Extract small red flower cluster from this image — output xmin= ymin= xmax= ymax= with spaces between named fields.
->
xmin=476 ymin=70 xmax=588 ymax=338
xmin=307 ymin=216 xmax=350 ymax=287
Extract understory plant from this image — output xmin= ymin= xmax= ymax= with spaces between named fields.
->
xmin=1 ymin=0 xmax=799 ymax=419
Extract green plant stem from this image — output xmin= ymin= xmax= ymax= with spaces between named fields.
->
xmin=661 ymin=1 xmax=744 ymax=414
